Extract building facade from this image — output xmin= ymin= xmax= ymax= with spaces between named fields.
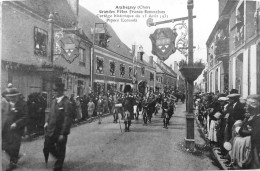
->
xmin=206 ymin=0 xmax=260 ymax=97
xmin=2 ymin=0 xmax=91 ymax=99
xmin=155 ymin=60 xmax=177 ymax=93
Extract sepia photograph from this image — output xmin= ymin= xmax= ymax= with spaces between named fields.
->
xmin=1 ymin=0 xmax=260 ymax=170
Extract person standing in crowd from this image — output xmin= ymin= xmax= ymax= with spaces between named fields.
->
xmin=2 ymin=88 xmax=28 ymax=171
xmin=69 ymin=94 xmax=77 ymax=123
xmin=43 ymin=82 xmax=73 ymax=171
xmin=108 ymin=94 xmax=115 ymax=120
xmin=87 ymin=98 xmax=95 ymax=117
xmin=2 ymin=91 xmax=10 ymax=130
xmin=225 ymin=92 xmax=245 ymax=142
xmin=238 ymin=94 xmax=260 ymax=169
xmin=81 ymin=95 xmax=89 ymax=120
xmin=75 ymin=96 xmax=82 ymax=123
xmin=96 ymin=94 xmax=104 ymax=124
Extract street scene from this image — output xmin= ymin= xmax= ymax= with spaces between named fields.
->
xmin=2 ymin=103 xmax=219 ymax=171
xmin=1 ymin=0 xmax=260 ymax=171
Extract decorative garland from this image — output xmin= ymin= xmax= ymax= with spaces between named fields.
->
xmin=2 ymin=60 xmax=37 ymax=72
xmin=2 ymin=60 xmax=64 ymax=73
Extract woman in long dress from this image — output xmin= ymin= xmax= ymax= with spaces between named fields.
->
xmin=76 ymin=96 xmax=82 ymax=122
xmin=87 ymin=98 xmax=95 ymax=117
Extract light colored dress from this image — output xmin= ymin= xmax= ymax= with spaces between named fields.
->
xmin=87 ymin=101 xmax=95 ymax=116
xmin=76 ymin=100 xmax=82 ymax=120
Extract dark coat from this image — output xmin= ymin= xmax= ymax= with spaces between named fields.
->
xmin=228 ymin=101 xmax=245 ymax=125
xmin=2 ymin=98 xmax=28 ymax=137
xmin=45 ymin=96 xmax=72 ymax=137
xmin=123 ymin=96 xmax=134 ymax=119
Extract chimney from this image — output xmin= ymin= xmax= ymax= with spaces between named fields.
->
xmin=149 ymin=56 xmax=153 ymax=65
xmin=170 ymin=64 xmax=173 ymax=69
xmin=67 ymin=0 xmax=79 ymax=17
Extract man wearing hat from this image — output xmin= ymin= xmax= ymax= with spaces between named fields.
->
xmin=238 ymin=94 xmax=260 ymax=169
xmin=43 ymin=82 xmax=72 ymax=171
xmin=2 ymin=88 xmax=28 ymax=171
xmin=123 ymin=90 xmax=134 ymax=131
xmin=225 ymin=93 xmax=245 ymax=142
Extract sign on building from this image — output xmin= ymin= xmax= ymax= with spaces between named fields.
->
xmin=149 ymin=28 xmax=177 ymax=61
xmin=54 ymin=31 xmax=81 ymax=63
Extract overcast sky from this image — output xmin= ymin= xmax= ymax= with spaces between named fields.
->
xmin=79 ymin=0 xmax=218 ymax=68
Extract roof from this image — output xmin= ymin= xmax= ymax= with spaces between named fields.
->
xmin=13 ymin=0 xmax=77 ymax=28
xmin=155 ymin=62 xmax=176 ymax=78
xmin=78 ymin=6 xmax=133 ymax=59
xmin=162 ymin=62 xmax=177 ymax=77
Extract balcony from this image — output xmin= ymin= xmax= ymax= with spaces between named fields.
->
xmin=214 ymin=37 xmax=229 ymax=61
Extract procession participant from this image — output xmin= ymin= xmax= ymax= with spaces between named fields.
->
xmin=167 ymin=98 xmax=175 ymax=124
xmin=43 ymin=82 xmax=72 ymax=171
xmin=146 ymin=94 xmax=157 ymax=123
xmin=142 ymin=96 xmax=148 ymax=126
xmin=114 ymin=92 xmax=123 ymax=123
xmin=136 ymin=94 xmax=143 ymax=120
xmin=96 ymin=94 xmax=104 ymax=124
xmin=2 ymin=88 xmax=28 ymax=171
xmin=108 ymin=94 xmax=115 ymax=122
xmin=161 ymin=97 xmax=168 ymax=118
xmin=122 ymin=87 xmax=134 ymax=132
xmin=133 ymin=94 xmax=139 ymax=120
xmin=163 ymin=98 xmax=170 ymax=129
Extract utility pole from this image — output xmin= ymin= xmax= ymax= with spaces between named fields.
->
xmin=45 ymin=13 xmax=55 ymax=118
xmin=185 ymin=0 xmax=195 ymax=150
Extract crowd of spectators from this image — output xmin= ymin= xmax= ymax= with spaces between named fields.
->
xmin=194 ymin=89 xmax=260 ymax=169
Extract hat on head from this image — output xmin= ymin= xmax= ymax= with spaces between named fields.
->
xmin=218 ymin=97 xmax=229 ymax=101
xmin=53 ymin=82 xmax=66 ymax=91
xmin=7 ymin=83 xmax=13 ymax=88
xmin=227 ymin=93 xmax=240 ymax=99
xmin=230 ymin=89 xmax=238 ymax=94
xmin=246 ymin=94 xmax=260 ymax=108
xmin=5 ymin=88 xmax=21 ymax=97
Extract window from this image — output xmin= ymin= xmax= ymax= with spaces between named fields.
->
xmin=150 ymin=72 xmax=154 ymax=81
xmin=141 ymin=67 xmax=145 ymax=76
xmin=110 ymin=61 xmax=115 ymax=76
xmin=79 ymin=48 xmax=86 ymax=66
xmin=96 ymin=57 xmax=104 ymax=74
xmin=235 ymin=2 xmax=244 ymax=47
xmin=119 ymin=84 xmax=124 ymax=92
xmin=210 ymin=55 xmax=214 ymax=67
xmin=120 ymin=64 xmax=125 ymax=77
xmin=129 ymin=67 xmax=132 ymax=78
xmin=34 ymin=27 xmax=48 ymax=57
xmin=138 ymin=52 xmax=144 ymax=61
xmin=67 ymin=76 xmax=72 ymax=90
